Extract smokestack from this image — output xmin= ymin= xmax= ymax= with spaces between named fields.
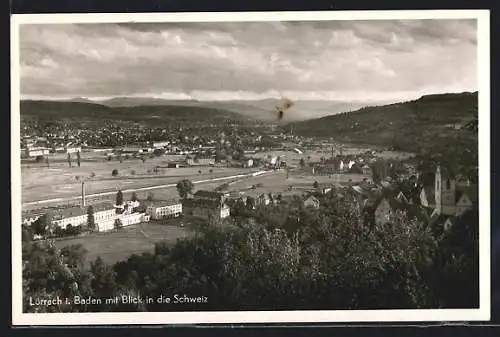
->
xmin=81 ymin=181 xmax=86 ymax=208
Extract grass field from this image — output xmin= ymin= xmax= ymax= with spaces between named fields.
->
xmin=54 ymin=221 xmax=191 ymax=265
xmin=21 ymin=155 xmax=253 ymax=204
xmin=223 ymin=170 xmax=369 ymax=198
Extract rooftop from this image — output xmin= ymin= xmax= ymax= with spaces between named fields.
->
xmin=183 ymin=199 xmax=225 ymax=209
xmin=193 ymin=190 xmax=227 ymax=199
xmin=143 ymin=199 xmax=182 ymax=207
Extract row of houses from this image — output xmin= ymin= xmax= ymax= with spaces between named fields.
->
xmin=349 ymin=165 xmax=478 ymax=231
xmin=23 ymin=200 xmax=151 ymax=233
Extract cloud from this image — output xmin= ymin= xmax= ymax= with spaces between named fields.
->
xmin=19 ymin=19 xmax=477 ymax=101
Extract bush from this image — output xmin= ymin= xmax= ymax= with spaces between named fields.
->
xmin=107 ymin=156 xmax=112 ymax=161
xmin=112 ymin=169 xmax=119 ymax=177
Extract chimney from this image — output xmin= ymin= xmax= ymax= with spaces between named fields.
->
xmin=81 ymin=181 xmax=86 ymax=208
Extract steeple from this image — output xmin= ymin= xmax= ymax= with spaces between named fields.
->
xmin=434 ymin=165 xmax=456 ymax=215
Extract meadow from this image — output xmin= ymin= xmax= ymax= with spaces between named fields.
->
xmin=54 ymin=221 xmax=191 ymax=265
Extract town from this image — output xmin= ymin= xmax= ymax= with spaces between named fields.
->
xmin=18 ymin=18 xmax=482 ymax=314
xmin=21 ymin=121 xmax=478 ymax=266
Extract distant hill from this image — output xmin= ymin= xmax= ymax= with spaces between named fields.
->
xmin=20 ymin=100 xmax=255 ymax=126
xmin=94 ymin=96 xmax=394 ymax=122
xmin=287 ymin=92 xmax=478 ymax=153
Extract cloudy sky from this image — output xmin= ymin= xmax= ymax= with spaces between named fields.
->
xmin=19 ymin=19 xmax=477 ymax=102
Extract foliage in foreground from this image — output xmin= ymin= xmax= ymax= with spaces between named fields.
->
xmin=22 ymin=189 xmax=479 ymax=312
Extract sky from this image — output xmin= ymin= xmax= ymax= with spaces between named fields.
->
xmin=19 ymin=19 xmax=478 ymax=102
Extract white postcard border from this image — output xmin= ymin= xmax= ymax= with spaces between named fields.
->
xmin=11 ymin=9 xmax=491 ymax=325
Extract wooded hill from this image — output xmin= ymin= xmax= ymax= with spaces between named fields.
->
xmin=287 ymin=92 xmax=478 ymax=153
xmin=20 ymin=100 xmax=255 ymax=126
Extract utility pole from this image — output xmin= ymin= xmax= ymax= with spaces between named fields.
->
xmin=81 ymin=181 xmax=86 ymax=208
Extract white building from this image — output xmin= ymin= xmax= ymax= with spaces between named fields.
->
xmin=152 ymin=141 xmax=170 ymax=148
xmin=66 ymin=147 xmax=82 ymax=154
xmin=146 ymin=199 xmax=183 ymax=220
xmin=24 ymin=147 xmax=50 ymax=158
xmin=45 ymin=201 xmax=150 ymax=232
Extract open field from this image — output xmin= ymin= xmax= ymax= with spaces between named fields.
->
xmin=21 ymin=156 xmax=254 ymax=204
xmin=253 ymin=148 xmax=412 ymax=167
xmin=53 ymin=221 xmax=191 ymax=265
xmin=223 ymin=169 xmax=370 ymax=198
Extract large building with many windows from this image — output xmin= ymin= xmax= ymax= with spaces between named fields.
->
xmin=145 ymin=199 xmax=183 ymax=220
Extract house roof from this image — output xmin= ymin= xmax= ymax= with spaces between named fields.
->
xmin=51 ymin=202 xmax=115 ymax=220
xmin=183 ymin=199 xmax=225 ymax=209
xmin=305 ymin=195 xmax=319 ymax=202
xmin=193 ymin=190 xmax=226 ymax=199
xmin=143 ymin=199 xmax=182 ymax=208
xmin=421 ymin=186 xmax=436 ymax=205
xmin=373 ymin=197 xmax=430 ymax=223
xmin=456 ymin=185 xmax=479 ymax=204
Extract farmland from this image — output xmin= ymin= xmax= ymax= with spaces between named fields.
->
xmin=54 ymin=221 xmax=191 ymax=266
xmin=21 ymin=152 xmax=255 ymax=205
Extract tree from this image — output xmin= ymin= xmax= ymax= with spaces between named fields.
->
xmin=114 ymin=218 xmax=123 ymax=230
xmin=313 ymin=181 xmax=319 ymax=189
xmin=299 ymin=158 xmax=305 ymax=168
xmin=76 ymin=151 xmax=81 ymax=167
xmin=176 ymin=179 xmax=194 ymax=199
xmin=87 ymin=206 xmax=96 ymax=232
xmin=90 ymin=257 xmax=118 ymax=308
xmin=147 ymin=192 xmax=155 ymax=201
xmin=67 ymin=153 xmax=72 ymax=168
xmin=246 ymin=196 xmax=255 ymax=210
xmin=31 ymin=214 xmax=54 ymax=238
xmin=22 ymin=224 xmax=33 ymax=243
xmin=116 ymin=190 xmax=124 ymax=206
xmin=112 ymin=169 xmax=119 ymax=177
xmin=198 ymin=170 xmax=202 ymax=174
xmin=131 ymin=192 xmax=138 ymax=202
xmin=209 ymin=169 xmax=213 ymax=174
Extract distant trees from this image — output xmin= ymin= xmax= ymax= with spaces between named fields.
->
xmin=111 ymin=169 xmax=119 ymax=177
xmin=153 ymin=149 xmax=164 ymax=157
xmin=176 ymin=179 xmax=194 ymax=199
xmin=131 ymin=192 xmax=138 ymax=202
xmin=31 ymin=214 xmax=54 ymax=238
xmin=87 ymin=206 xmax=96 ymax=232
xmin=114 ymin=219 xmax=123 ymax=230
xmin=116 ymin=190 xmax=124 ymax=206
xmin=246 ymin=196 xmax=255 ymax=210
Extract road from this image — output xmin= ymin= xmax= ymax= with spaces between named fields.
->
xmin=23 ymin=170 xmax=273 ymax=207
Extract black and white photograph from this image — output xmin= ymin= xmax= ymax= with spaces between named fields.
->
xmin=11 ymin=10 xmax=490 ymax=325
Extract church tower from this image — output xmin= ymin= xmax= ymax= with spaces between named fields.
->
xmin=434 ymin=165 xmax=456 ymax=215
